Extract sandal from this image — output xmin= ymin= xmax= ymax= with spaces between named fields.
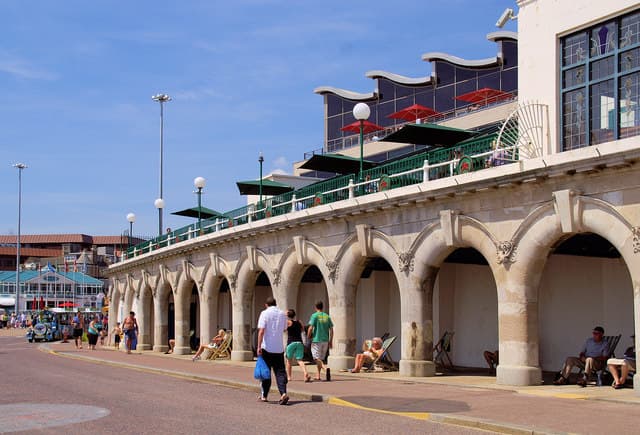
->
xmin=304 ymin=374 xmax=312 ymax=383
xmin=258 ymin=395 xmax=268 ymax=402
xmin=614 ymin=383 xmax=625 ymax=389
xmin=279 ymin=394 xmax=289 ymax=405
xmin=553 ymin=376 xmax=567 ymax=385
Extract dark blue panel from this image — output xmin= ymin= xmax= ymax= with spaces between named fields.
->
xmin=343 ymin=100 xmax=355 ymax=117
xmin=501 ymin=41 xmax=518 ymax=68
xmin=478 ymin=71 xmax=501 ymax=90
xmin=434 ymin=84 xmax=455 ymax=112
xmin=501 ymin=68 xmax=518 ymax=92
xmin=456 ymin=66 xmax=476 ymax=82
xmin=327 ymin=115 xmax=343 ymax=141
xmin=395 ymin=84 xmax=413 ymax=98
xmin=456 ymin=79 xmax=477 ymax=97
xmin=434 ymin=61 xmax=455 ymax=85
xmin=378 ymin=78 xmax=396 ymax=101
xmin=414 ymin=89 xmax=435 ymax=108
xmin=327 ymin=94 xmax=342 ymax=117
xmin=377 ymin=101 xmax=397 ymax=124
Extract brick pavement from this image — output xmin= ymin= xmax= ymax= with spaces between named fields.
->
xmin=42 ymin=340 xmax=640 ymax=435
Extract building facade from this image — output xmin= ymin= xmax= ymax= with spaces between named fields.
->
xmin=108 ymin=0 xmax=640 ymax=394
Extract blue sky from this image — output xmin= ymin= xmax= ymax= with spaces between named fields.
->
xmin=0 ymin=0 xmax=517 ymax=237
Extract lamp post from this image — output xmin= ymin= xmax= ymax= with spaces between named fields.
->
xmin=13 ymin=163 xmax=26 ymax=314
xmin=258 ymin=152 xmax=264 ymax=206
xmin=126 ymin=213 xmax=136 ymax=250
xmin=194 ymin=176 xmax=206 ymax=234
xmin=353 ymin=103 xmax=371 ymax=181
xmin=152 ymin=93 xmax=171 ymax=237
xmin=154 ymin=198 xmax=165 ymax=235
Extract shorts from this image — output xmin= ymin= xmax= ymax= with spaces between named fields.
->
xmin=286 ymin=342 xmax=304 ymax=361
xmin=73 ymin=328 xmax=83 ymax=338
xmin=88 ymin=333 xmax=98 ymax=346
xmin=311 ymin=342 xmax=329 ymax=361
xmin=114 ymin=335 xmax=121 ymax=344
xmin=124 ymin=329 xmax=136 ymax=339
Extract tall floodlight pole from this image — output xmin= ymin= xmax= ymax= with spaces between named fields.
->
xmin=13 ymin=163 xmax=27 ymax=314
xmin=152 ymin=93 xmax=171 ymax=237
xmin=353 ymin=103 xmax=371 ymax=181
xmin=258 ymin=152 xmax=264 ymax=206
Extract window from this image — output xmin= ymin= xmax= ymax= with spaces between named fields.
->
xmin=560 ymin=10 xmax=640 ymax=150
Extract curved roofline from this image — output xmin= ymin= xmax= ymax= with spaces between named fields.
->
xmin=486 ymin=31 xmax=518 ymax=41
xmin=313 ymin=86 xmax=377 ymax=101
xmin=364 ymin=70 xmax=433 ymax=86
xmin=421 ymin=52 xmax=499 ymax=68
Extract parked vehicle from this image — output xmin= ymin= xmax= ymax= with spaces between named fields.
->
xmin=26 ymin=310 xmax=62 ymax=342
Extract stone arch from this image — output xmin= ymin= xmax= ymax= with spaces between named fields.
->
xmin=152 ymin=272 xmax=173 ymax=353
xmin=137 ymin=281 xmax=154 ymax=350
xmin=504 ymin=193 xmax=640 ymax=387
xmin=279 ymin=239 xmax=332 ymax=312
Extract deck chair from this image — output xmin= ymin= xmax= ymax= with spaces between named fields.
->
xmin=434 ymin=331 xmax=455 ymax=371
xmin=205 ymin=331 xmax=232 ymax=360
xmin=365 ymin=336 xmax=398 ymax=372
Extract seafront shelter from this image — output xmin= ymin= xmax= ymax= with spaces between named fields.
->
xmin=108 ymin=0 xmax=640 ymax=394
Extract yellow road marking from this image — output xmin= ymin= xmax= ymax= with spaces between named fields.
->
xmin=328 ymin=396 xmax=430 ymax=420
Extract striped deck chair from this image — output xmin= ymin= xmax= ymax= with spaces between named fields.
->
xmin=205 ymin=331 xmax=232 ymax=360
xmin=365 ymin=336 xmax=398 ymax=372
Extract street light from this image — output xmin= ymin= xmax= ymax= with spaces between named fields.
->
xmin=13 ymin=163 xmax=26 ymax=314
xmin=126 ymin=212 xmax=136 ymax=250
xmin=258 ymin=152 xmax=264 ymax=206
xmin=154 ymin=198 xmax=165 ymax=234
xmin=152 ymin=93 xmax=171 ymax=237
xmin=353 ymin=102 xmax=371 ymax=180
xmin=194 ymin=176 xmax=206 ymax=234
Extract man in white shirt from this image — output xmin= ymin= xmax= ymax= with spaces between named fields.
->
xmin=257 ymin=296 xmax=289 ymax=405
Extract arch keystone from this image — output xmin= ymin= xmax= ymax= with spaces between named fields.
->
xmin=552 ymin=189 xmax=581 ymax=233
xmin=356 ymin=224 xmax=371 ymax=257
xmin=440 ymin=210 xmax=460 ymax=247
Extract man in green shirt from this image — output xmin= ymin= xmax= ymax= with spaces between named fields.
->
xmin=307 ymin=300 xmax=333 ymax=381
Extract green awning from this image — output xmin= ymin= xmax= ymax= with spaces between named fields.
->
xmin=382 ymin=123 xmax=476 ymax=146
xmin=236 ymin=179 xmax=294 ymax=196
xmin=299 ymin=153 xmax=378 ymax=174
xmin=171 ymin=207 xmax=225 ymax=219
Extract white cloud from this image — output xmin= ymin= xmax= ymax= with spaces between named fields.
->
xmin=272 ymin=156 xmax=289 ymax=169
xmin=0 ymin=53 xmax=56 ymax=80
xmin=270 ymin=168 xmax=288 ymax=175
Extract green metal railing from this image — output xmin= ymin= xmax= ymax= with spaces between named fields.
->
xmin=123 ymin=133 xmax=508 ymax=260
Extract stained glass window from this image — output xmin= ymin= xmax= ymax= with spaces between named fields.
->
xmin=561 ymin=9 xmax=640 ymax=150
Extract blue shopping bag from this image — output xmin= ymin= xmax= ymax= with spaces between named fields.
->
xmin=254 ymin=355 xmax=270 ymax=380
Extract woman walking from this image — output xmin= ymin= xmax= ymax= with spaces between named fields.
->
xmin=285 ymin=309 xmax=311 ymax=382
xmin=87 ymin=316 xmax=100 ymax=350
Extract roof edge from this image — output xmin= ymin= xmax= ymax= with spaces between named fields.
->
xmin=365 ymin=70 xmax=433 ymax=86
xmin=486 ymin=30 xmax=518 ymax=41
xmin=313 ymin=86 xmax=377 ymax=101
xmin=421 ymin=52 xmax=500 ymax=68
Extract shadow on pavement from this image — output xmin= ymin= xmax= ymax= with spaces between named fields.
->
xmin=340 ymin=396 xmax=471 ymax=413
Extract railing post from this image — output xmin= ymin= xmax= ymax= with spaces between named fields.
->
xmin=423 ymin=159 xmax=430 ymax=183
xmin=215 ymin=218 xmax=220 ymax=232
xmin=291 ymin=194 xmax=297 ymax=213
xmin=248 ymin=205 xmax=253 ymax=223
xmin=348 ymin=179 xmax=354 ymax=199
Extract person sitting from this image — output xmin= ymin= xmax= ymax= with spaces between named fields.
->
xmin=165 ymin=338 xmax=175 ymax=354
xmin=553 ymin=326 xmax=609 ymax=386
xmin=484 ymin=349 xmax=499 ymax=375
xmin=350 ymin=337 xmax=384 ymax=373
xmin=192 ymin=329 xmax=226 ymax=361
xmin=608 ymin=335 xmax=636 ymax=389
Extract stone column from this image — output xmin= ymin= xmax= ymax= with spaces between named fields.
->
xmin=152 ymin=296 xmax=169 ymax=353
xmin=496 ymin=272 xmax=542 ymax=386
xmin=398 ymin=271 xmax=436 ymax=377
xmin=230 ymin=285 xmax=253 ymax=361
xmin=199 ymin=290 xmax=217 ymax=346
xmin=633 ymin=282 xmax=640 ymax=396
xmin=173 ymin=292 xmax=191 ymax=355
xmin=136 ymin=293 xmax=152 ymax=351
xmin=326 ymin=281 xmax=355 ymax=371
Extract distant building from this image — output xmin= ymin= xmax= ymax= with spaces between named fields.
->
xmin=0 ymin=234 xmax=144 ymax=279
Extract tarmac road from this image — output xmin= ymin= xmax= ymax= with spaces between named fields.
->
xmin=0 ymin=336 xmax=480 ymax=434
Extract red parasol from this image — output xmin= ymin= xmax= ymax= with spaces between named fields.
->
xmin=455 ymin=88 xmax=513 ymax=106
xmin=58 ymin=301 xmax=78 ymax=308
xmin=341 ymin=120 xmax=384 ymax=134
xmin=388 ymin=103 xmax=440 ymax=122
xmin=32 ymin=296 xmax=37 ymax=310
xmin=39 ymin=296 xmax=44 ymax=310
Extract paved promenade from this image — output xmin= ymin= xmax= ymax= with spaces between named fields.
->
xmin=35 ymin=337 xmax=639 ymax=435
